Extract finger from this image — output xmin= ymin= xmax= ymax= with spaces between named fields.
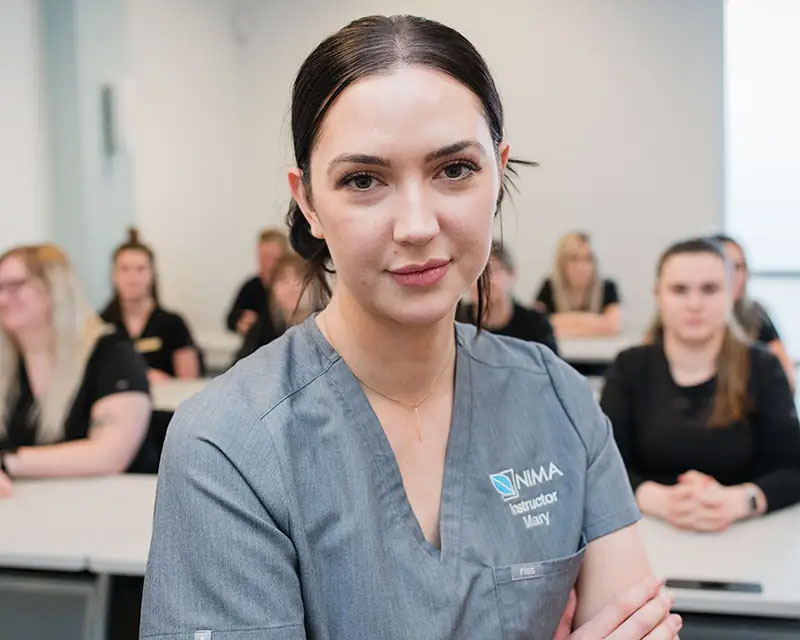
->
xmin=606 ymin=592 xmax=673 ymax=640
xmin=570 ymin=576 xmax=663 ymax=639
xmin=642 ymin=614 xmax=683 ymax=639
xmin=0 ymin=474 xmax=13 ymax=498
xmin=553 ymin=589 xmax=577 ymax=640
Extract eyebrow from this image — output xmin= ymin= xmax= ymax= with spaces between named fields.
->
xmin=326 ymin=139 xmax=487 ymax=175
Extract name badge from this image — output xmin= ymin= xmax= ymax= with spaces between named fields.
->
xmin=136 ymin=336 xmax=162 ymax=353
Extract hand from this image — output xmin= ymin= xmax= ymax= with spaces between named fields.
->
xmin=0 ymin=470 xmax=13 ymax=498
xmin=555 ymin=576 xmax=682 ymax=639
xmin=636 ymin=482 xmax=699 ymax=529
xmin=686 ymin=483 xmax=749 ymax=532
xmin=147 ymin=368 xmax=173 ymax=384
xmin=236 ymin=310 xmax=258 ymax=335
xmin=677 ymin=470 xmax=717 ymax=488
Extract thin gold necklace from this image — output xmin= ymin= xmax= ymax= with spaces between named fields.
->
xmin=322 ymin=314 xmax=455 ymax=442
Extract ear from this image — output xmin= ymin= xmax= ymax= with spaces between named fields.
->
xmin=288 ymin=168 xmax=324 ymax=240
xmin=498 ymin=140 xmax=511 ymax=174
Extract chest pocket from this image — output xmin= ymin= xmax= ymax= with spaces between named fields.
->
xmin=493 ymin=536 xmax=586 ymax=640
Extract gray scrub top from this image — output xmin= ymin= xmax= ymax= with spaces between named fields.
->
xmin=141 ymin=316 xmax=639 ymax=640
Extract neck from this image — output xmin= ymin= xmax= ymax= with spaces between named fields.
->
xmin=483 ymin=296 xmax=514 ymax=328
xmin=319 ymin=289 xmax=455 ymax=406
xmin=121 ymin=295 xmax=154 ymax=317
xmin=663 ymin=328 xmax=725 ymax=377
xmin=13 ymin=322 xmax=53 ymax=358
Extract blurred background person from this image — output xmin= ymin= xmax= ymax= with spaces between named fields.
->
xmin=714 ymin=234 xmax=796 ymax=390
xmin=0 ymin=244 xmax=151 ymax=493
xmin=601 ymin=238 xmax=800 ymax=532
xmin=234 ymin=253 xmax=315 ymax=362
xmin=459 ymin=242 xmax=558 ymax=353
xmin=101 ymin=229 xmax=201 ymax=383
xmin=534 ymin=231 xmax=621 ymax=337
xmin=226 ymin=228 xmax=289 ymax=336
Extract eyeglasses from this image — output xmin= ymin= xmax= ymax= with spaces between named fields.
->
xmin=0 ymin=278 xmax=31 ymax=296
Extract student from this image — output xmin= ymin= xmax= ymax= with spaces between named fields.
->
xmin=101 ymin=229 xmax=201 ymax=382
xmin=0 ymin=244 xmax=151 ymax=493
xmin=142 ymin=15 xmax=681 ymax=640
xmin=459 ymin=242 xmax=558 ymax=353
xmin=234 ymin=253 xmax=314 ymax=361
xmin=601 ymin=238 xmax=800 ymax=532
xmin=225 ymin=228 xmax=289 ymax=335
xmin=534 ymin=232 xmax=621 ymax=337
xmin=714 ymin=234 xmax=796 ymax=390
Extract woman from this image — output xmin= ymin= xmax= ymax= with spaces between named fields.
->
xmin=234 ymin=253 xmax=314 ymax=362
xmin=142 ymin=16 xmax=680 ymax=640
xmin=0 ymin=244 xmax=151 ymax=494
xmin=101 ymin=229 xmax=201 ymax=382
xmin=601 ymin=238 xmax=800 ymax=532
xmin=534 ymin=232 xmax=621 ymax=337
xmin=226 ymin=228 xmax=290 ymax=335
xmin=459 ymin=242 xmax=558 ymax=353
xmin=714 ymin=234 xmax=796 ymax=390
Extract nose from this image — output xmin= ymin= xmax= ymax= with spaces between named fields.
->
xmin=392 ymin=182 xmax=439 ymax=247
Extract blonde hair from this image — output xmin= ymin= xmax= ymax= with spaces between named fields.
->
xmin=646 ymin=238 xmax=751 ymax=427
xmin=0 ymin=245 xmax=109 ymax=444
xmin=551 ymin=231 xmax=604 ymax=312
xmin=259 ymin=228 xmax=289 ymax=249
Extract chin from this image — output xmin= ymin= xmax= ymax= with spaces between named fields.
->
xmin=372 ymin=292 xmax=459 ymax=328
xmin=677 ymin=327 xmax=717 ymax=345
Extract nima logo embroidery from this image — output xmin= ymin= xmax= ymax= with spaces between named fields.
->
xmin=489 ymin=462 xmax=564 ymax=529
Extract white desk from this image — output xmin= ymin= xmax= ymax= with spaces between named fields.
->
xmin=558 ymin=335 xmax=639 ymax=364
xmin=641 ymin=505 xmax=800 ymax=619
xmin=194 ymin=328 xmax=241 ymax=373
xmin=0 ymin=475 xmax=157 ymax=639
xmin=151 ymin=377 xmax=212 ymax=412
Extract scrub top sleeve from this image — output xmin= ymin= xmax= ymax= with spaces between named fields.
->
xmin=93 ymin=335 xmax=149 ymax=400
xmin=542 ymin=349 xmax=640 ymax=543
xmin=141 ymin=399 xmax=307 ymax=640
xmin=168 ymin=312 xmax=195 ymax=351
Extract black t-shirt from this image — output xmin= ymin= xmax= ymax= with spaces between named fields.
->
xmin=234 ymin=313 xmax=283 ymax=363
xmin=2 ymin=332 xmax=149 ymax=448
xmin=459 ymin=301 xmax=558 ymax=354
xmin=226 ymin=276 xmax=271 ymax=332
xmin=535 ymin=278 xmax=620 ymax=314
xmin=100 ymin=306 xmax=195 ymax=376
xmin=600 ymin=342 xmax=800 ymax=512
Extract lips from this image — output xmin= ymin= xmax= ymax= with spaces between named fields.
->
xmin=389 ymin=259 xmax=451 ymax=287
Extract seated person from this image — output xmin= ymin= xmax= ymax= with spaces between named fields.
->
xmin=534 ymin=231 xmax=621 ymax=337
xmin=235 ymin=253 xmax=314 ymax=362
xmin=0 ymin=244 xmax=151 ymax=495
xmin=458 ymin=242 xmax=557 ymax=353
xmin=226 ymin=228 xmax=289 ymax=336
xmin=101 ymin=229 xmax=201 ymax=383
xmin=714 ymin=234 xmax=796 ymax=390
xmin=601 ymin=238 xmax=800 ymax=531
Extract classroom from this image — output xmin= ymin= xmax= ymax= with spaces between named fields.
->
xmin=2 ymin=1 xmax=799 ymax=639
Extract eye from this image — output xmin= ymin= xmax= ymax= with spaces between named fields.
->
xmin=339 ymin=172 xmax=381 ymax=191
xmin=437 ymin=160 xmax=479 ymax=181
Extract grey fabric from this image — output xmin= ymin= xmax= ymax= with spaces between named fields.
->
xmin=141 ymin=316 xmax=639 ymax=640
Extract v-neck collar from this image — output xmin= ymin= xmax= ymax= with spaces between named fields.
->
xmin=124 ymin=305 xmax=157 ymax=341
xmin=303 ymin=315 xmax=472 ymax=580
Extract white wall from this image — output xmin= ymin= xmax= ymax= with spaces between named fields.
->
xmin=129 ymin=0 xmax=724 ymax=334
xmin=0 ymin=0 xmax=50 ymax=251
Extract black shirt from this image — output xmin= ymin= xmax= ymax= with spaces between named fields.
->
xmin=600 ymin=343 xmax=800 ymax=512
xmin=100 ymin=305 xmax=195 ymax=377
xmin=2 ymin=332 xmax=149 ymax=448
xmin=535 ymin=278 xmax=620 ymax=314
xmin=226 ymin=276 xmax=271 ymax=332
xmin=459 ymin=301 xmax=558 ymax=354
xmin=234 ymin=313 xmax=283 ymax=363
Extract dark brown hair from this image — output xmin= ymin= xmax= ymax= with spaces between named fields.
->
xmin=103 ymin=228 xmax=159 ymax=325
xmin=650 ymin=237 xmax=751 ymax=427
xmin=284 ymin=14 xmax=535 ymax=327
